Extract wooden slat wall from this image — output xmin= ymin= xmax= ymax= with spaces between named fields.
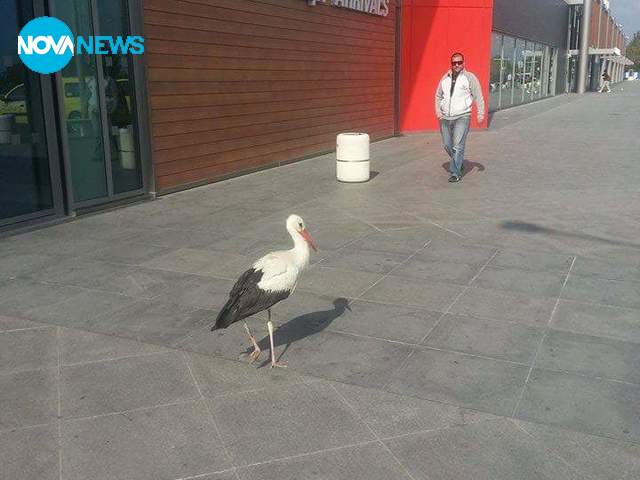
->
xmin=142 ymin=0 xmax=398 ymax=193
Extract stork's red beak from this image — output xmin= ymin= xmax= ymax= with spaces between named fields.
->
xmin=300 ymin=228 xmax=317 ymax=251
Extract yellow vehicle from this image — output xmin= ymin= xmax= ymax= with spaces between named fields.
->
xmin=0 ymin=84 xmax=27 ymax=125
xmin=0 ymin=77 xmax=131 ymax=125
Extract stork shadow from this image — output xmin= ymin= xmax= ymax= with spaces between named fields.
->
xmin=249 ymin=298 xmax=350 ymax=368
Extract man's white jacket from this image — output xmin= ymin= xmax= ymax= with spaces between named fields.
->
xmin=435 ymin=70 xmax=485 ymax=121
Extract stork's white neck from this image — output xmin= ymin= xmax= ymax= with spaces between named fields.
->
xmin=289 ymin=229 xmax=311 ymax=269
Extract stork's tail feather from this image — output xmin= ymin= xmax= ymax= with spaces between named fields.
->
xmin=211 ymin=298 xmax=238 ymax=331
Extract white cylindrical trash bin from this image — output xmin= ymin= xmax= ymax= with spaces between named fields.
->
xmin=336 ymin=132 xmax=370 ymax=182
xmin=117 ymin=126 xmax=136 ymax=170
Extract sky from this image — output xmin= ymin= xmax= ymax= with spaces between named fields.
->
xmin=611 ymin=0 xmax=640 ymax=40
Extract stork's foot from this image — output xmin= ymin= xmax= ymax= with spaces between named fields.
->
xmin=248 ymin=346 xmax=261 ymax=363
xmin=270 ymin=360 xmax=287 ymax=369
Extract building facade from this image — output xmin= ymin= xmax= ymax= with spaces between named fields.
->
xmin=0 ymin=0 xmax=632 ymax=230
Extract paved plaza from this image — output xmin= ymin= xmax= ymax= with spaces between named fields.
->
xmin=1 ymin=83 xmax=640 ymax=480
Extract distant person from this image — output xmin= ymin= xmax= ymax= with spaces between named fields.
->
xmin=599 ymin=71 xmax=611 ymax=93
xmin=435 ymin=52 xmax=485 ymax=183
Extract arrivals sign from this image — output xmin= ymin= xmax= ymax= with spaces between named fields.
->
xmin=307 ymin=0 xmax=390 ymax=17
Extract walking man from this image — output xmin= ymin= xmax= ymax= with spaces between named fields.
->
xmin=599 ymin=71 xmax=611 ymax=93
xmin=435 ymin=53 xmax=485 ymax=183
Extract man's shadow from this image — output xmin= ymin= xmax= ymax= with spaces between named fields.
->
xmin=248 ymin=298 xmax=350 ymax=367
xmin=441 ymin=160 xmax=486 ymax=178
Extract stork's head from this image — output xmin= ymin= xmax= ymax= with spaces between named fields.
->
xmin=286 ymin=214 xmax=317 ymax=252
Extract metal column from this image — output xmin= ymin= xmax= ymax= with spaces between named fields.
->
xmin=577 ymin=0 xmax=593 ymax=93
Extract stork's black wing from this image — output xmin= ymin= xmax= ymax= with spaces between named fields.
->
xmin=211 ymin=268 xmax=290 ymax=330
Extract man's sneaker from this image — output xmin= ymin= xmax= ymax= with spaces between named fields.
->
xmin=448 ymin=175 xmax=460 ymax=183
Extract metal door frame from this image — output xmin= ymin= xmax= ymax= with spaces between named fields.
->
xmin=49 ymin=0 xmax=152 ymax=214
xmin=0 ymin=0 xmax=65 ymax=229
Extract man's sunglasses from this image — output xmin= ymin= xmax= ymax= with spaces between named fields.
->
xmin=451 ymin=60 xmax=464 ymax=66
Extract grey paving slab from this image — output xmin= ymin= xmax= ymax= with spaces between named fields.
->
xmin=550 ymin=299 xmax=640 ymax=343
xmin=237 ymin=442 xmax=413 ymax=480
xmin=361 ymin=275 xmax=461 ymax=311
xmin=0 ymin=368 xmax=58 ymax=430
xmin=208 ymin=382 xmax=374 ymax=466
xmin=330 ymin=300 xmax=441 ymax=344
xmin=186 ymin=352 xmax=308 ymax=398
xmin=516 ymin=369 xmax=640 ymax=442
xmin=392 ymin=258 xmax=483 ymax=285
xmin=318 ymin=246 xmax=409 ymax=274
xmin=0 ymin=314 xmax=45 ymax=331
xmin=0 ymin=327 xmax=58 ymax=374
xmin=572 ymin=255 xmax=640 ymax=282
xmin=176 ymin=317 xmax=273 ymax=362
xmin=0 ymin=252 xmax=63 ymax=281
xmin=561 ymin=274 xmax=640 ymax=309
xmin=61 ymin=401 xmax=230 ymax=480
xmin=60 ymin=328 xmax=168 ymax=365
xmin=82 ymin=242 xmax=173 ymax=266
xmin=471 ymin=266 xmax=567 ymax=298
xmin=347 ymin=227 xmax=433 ymax=255
xmin=60 ymin=351 xmax=199 ymax=418
xmin=299 ymin=266 xmax=381 ymax=299
xmin=184 ymin=473 xmax=236 ymax=480
xmin=515 ymin=420 xmax=640 ymax=480
xmin=150 ymin=274 xmax=233 ymax=311
xmin=332 ymin=381 xmax=499 ymax=438
xmin=424 ymin=314 xmax=543 ymax=364
xmin=261 ymin=328 xmax=413 ymax=389
xmin=30 ymin=258 xmax=191 ymax=299
xmin=450 ymin=286 xmax=557 ymax=326
xmin=489 ymin=250 xmax=574 ymax=273
xmin=0 ymin=278 xmax=84 ymax=318
xmin=24 ymin=289 xmax=139 ymax=330
xmin=384 ymin=348 xmax=529 ymax=416
xmin=0 ymin=424 xmax=59 ymax=480
xmin=98 ymin=299 xmax=214 ymax=346
xmin=537 ymin=329 xmax=640 ymax=384
xmin=385 ymin=418 xmax=584 ymax=480
xmin=267 ymin=290 xmax=346 ymax=326
xmin=416 ymin=241 xmax=497 ymax=265
xmin=142 ymin=247 xmax=251 ymax=279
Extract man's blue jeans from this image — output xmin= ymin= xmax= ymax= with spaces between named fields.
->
xmin=439 ymin=116 xmax=470 ymax=177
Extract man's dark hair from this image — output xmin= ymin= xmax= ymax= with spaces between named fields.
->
xmin=451 ymin=52 xmax=465 ymax=61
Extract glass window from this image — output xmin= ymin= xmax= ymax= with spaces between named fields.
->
xmin=547 ymin=48 xmax=557 ymax=96
xmin=56 ymin=0 xmax=109 ymax=203
xmin=98 ymin=0 xmax=143 ymax=195
xmin=489 ymin=33 xmax=503 ymax=112
xmin=532 ymin=43 xmax=543 ymax=100
xmin=513 ymin=39 xmax=526 ymax=106
xmin=501 ymin=36 xmax=516 ymax=108
xmin=0 ymin=1 xmax=54 ymax=221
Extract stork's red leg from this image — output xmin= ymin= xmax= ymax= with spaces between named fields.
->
xmin=243 ymin=321 xmax=261 ymax=363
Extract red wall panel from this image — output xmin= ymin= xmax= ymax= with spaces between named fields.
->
xmin=400 ymin=0 xmax=494 ymax=131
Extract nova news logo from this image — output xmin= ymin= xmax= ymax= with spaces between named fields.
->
xmin=18 ymin=16 xmax=144 ymax=74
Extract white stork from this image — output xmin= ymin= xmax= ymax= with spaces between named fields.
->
xmin=211 ymin=214 xmax=317 ymax=368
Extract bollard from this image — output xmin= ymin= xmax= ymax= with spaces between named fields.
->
xmin=336 ymin=132 xmax=370 ymax=182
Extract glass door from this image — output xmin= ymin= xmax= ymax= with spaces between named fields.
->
xmin=0 ymin=0 xmax=63 ymax=226
xmin=52 ymin=0 xmax=144 ymax=208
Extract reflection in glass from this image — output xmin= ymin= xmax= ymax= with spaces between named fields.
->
xmin=489 ymin=33 xmax=503 ymax=112
xmin=501 ymin=36 xmax=516 ymax=108
xmin=513 ymin=39 xmax=526 ymax=106
xmin=533 ymin=43 xmax=544 ymax=100
xmin=0 ymin=1 xmax=53 ymax=220
xmin=56 ymin=0 xmax=108 ymax=202
xmin=98 ymin=0 xmax=142 ymax=194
